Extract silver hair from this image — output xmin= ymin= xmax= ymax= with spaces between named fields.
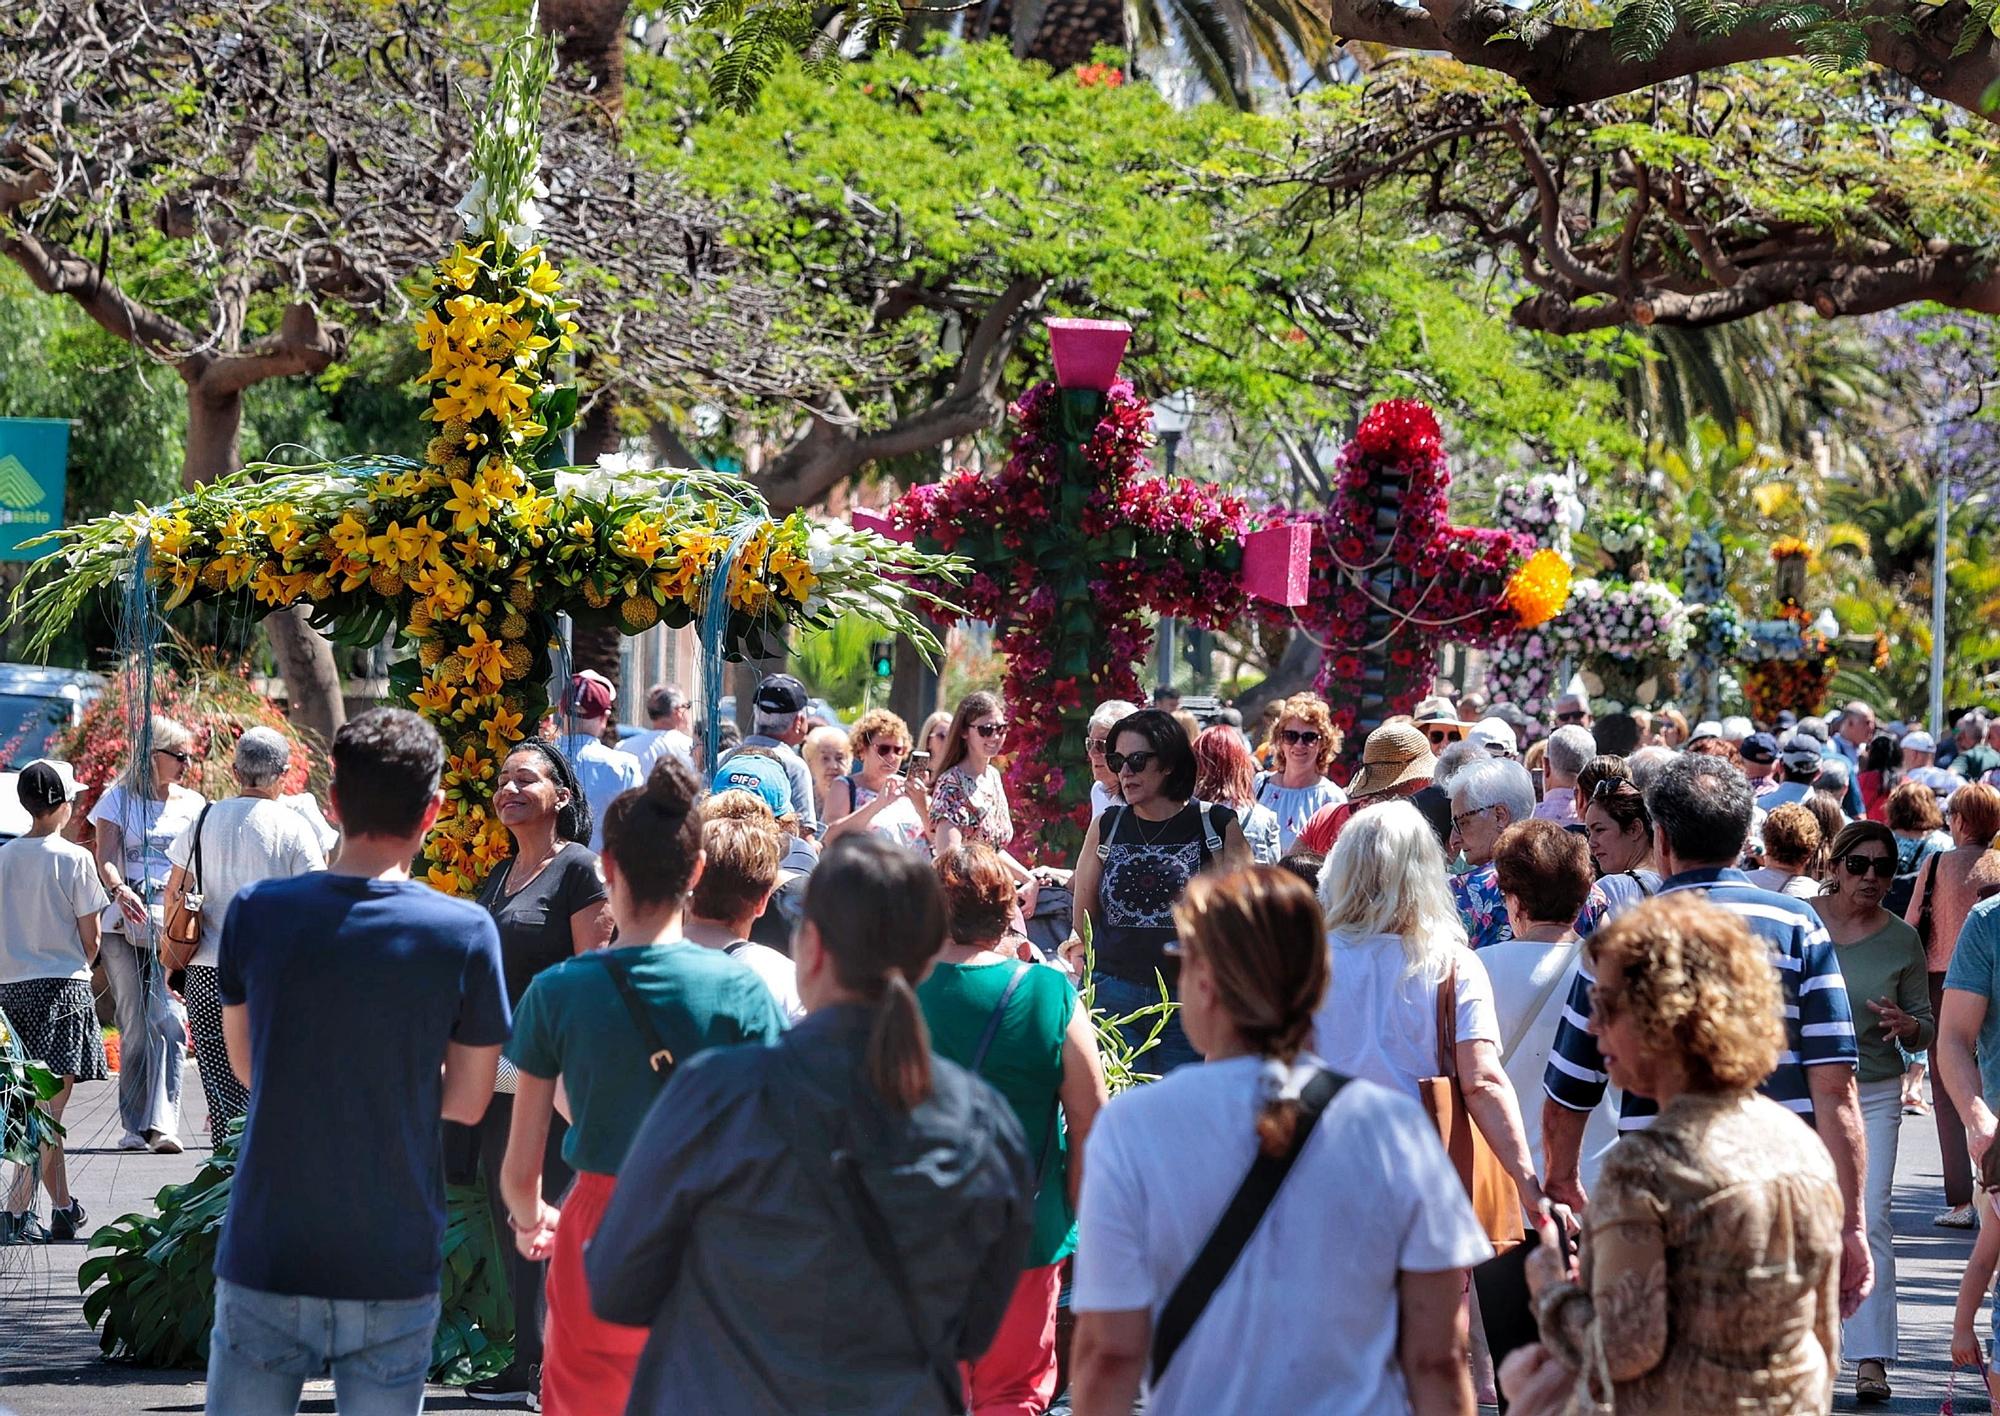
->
xmin=1450 ymin=756 xmax=1536 ymax=825
xmin=752 ymin=709 xmax=801 ymax=738
xmin=127 ymin=714 xmax=194 ymax=792
xmin=233 ymin=726 xmax=294 ymax=788
xmin=1545 ymin=725 xmax=1597 ymax=779
xmin=1719 ymin=716 xmax=1755 ymax=744
xmin=1087 ymin=699 xmax=1140 ymax=736
xmin=1432 ymin=740 xmax=1484 ymax=795
xmin=1815 ymin=757 xmax=1853 ymax=791
xmin=1627 ymin=745 xmax=1677 ymax=793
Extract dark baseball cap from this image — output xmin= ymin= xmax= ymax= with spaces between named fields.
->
xmin=753 ymin=673 xmax=809 ymax=715
xmin=1739 ymin=732 xmax=1779 ymax=765
xmin=17 ymin=759 xmax=83 ymax=814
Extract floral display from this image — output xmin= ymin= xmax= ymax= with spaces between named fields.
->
xmin=8 ymin=34 xmax=955 ymax=895
xmin=1493 ymin=470 xmax=1584 ymax=560
xmin=890 ymin=378 xmax=1260 ymax=862
xmin=1487 ymin=577 xmax=1695 ymax=713
xmin=1294 ymin=400 xmax=1562 ymax=738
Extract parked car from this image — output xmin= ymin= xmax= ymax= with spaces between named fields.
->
xmin=0 ymin=663 xmax=103 ymax=840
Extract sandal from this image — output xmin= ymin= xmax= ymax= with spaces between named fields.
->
xmin=1937 ymin=1203 xmax=1979 ymax=1230
xmin=1854 ymin=1359 xmax=1891 ymax=1403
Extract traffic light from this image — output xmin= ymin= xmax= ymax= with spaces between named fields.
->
xmin=870 ymin=639 xmax=895 ymax=679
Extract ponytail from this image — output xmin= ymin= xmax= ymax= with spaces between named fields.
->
xmin=1172 ymin=867 xmax=1330 ymax=1157
xmin=804 ymin=835 xmax=950 ymax=1111
xmin=866 ymin=972 xmax=934 ymax=1113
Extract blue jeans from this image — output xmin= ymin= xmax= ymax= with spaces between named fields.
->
xmin=1090 ymin=972 xmax=1200 ymax=1075
xmin=205 ymin=1278 xmax=439 ymax=1415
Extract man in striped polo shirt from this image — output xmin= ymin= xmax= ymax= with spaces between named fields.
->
xmin=1541 ymin=753 xmax=1872 ymax=1316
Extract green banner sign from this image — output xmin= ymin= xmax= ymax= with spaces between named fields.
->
xmin=0 ymin=418 xmax=69 ymax=562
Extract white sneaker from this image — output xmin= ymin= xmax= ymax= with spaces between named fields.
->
xmin=147 ymin=1132 xmax=184 ymax=1155
xmin=117 ymin=1132 xmax=148 ymax=1151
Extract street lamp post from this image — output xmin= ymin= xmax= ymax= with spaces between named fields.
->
xmin=1152 ymin=392 xmax=1196 ymax=693
xmin=1931 ymin=465 xmax=1949 ymax=740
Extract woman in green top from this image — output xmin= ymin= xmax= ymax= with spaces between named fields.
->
xmin=1812 ymin=818 xmax=1933 ymax=1405
xmin=920 ymin=843 xmax=1107 ymax=1416
xmin=499 ymin=757 xmax=787 ymax=1416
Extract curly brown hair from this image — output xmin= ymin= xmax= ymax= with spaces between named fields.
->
xmin=1761 ymin=802 xmax=1822 ymax=870
xmin=1585 ymin=893 xmax=1784 ymax=1093
xmin=1263 ymin=693 xmax=1340 ymax=775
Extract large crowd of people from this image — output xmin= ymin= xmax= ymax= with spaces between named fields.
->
xmin=4 ymin=677 xmax=2000 ymax=1414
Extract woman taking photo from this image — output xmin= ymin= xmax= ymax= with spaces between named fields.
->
xmin=1580 ymin=776 xmax=1661 ymax=921
xmin=822 ymin=708 xmax=930 ymax=853
xmin=920 ymin=843 xmax=1107 ymax=1414
xmin=162 ymin=728 xmax=325 ymax=1137
xmin=1070 ymin=866 xmax=1491 ymax=1416
xmin=930 ymin=691 xmax=1037 ymax=906
xmin=1193 ymin=725 xmax=1281 ymax=865
xmin=1907 ymin=781 xmax=2000 ymax=1227
xmin=1255 ymin=693 xmax=1346 ymax=853
xmin=1066 ymin=710 xmax=1252 ymax=1074
xmin=499 ymin=758 xmax=787 ymax=1416
xmin=913 ymin=709 xmax=953 ymax=785
xmin=1313 ymin=802 xmax=1544 ymax=1224
xmin=586 ymin=835 xmax=1035 ymax=1414
xmin=89 ymin=714 xmax=205 ymax=1154
xmin=1810 ymin=820 xmax=1930 ymax=1404
xmin=454 ymin=739 xmax=613 ymax=1406
xmin=1502 ymin=895 xmax=1844 ymax=1415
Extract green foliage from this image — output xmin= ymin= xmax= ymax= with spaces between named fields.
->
xmin=1075 ymin=923 xmax=1176 ymax=1092
xmin=792 ymin=612 xmax=897 ymax=717
xmin=78 ymin=1124 xmax=514 ymax=1381
xmin=0 ymin=1012 xmax=65 ymax=1167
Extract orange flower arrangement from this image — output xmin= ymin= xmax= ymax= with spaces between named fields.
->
xmin=1502 ymin=548 xmax=1573 ymax=629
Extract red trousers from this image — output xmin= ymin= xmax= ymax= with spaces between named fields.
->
xmin=961 ymin=1263 xmax=1063 ymax=1416
xmin=542 ymin=1170 xmax=649 ymax=1416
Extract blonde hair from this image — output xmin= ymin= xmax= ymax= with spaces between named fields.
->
xmin=848 ymin=708 xmax=912 ymax=755
xmin=1319 ymin=800 xmax=1466 ymax=978
xmin=1264 ymin=694 xmax=1339 ymax=774
xmin=803 ymin=724 xmax=850 ymax=774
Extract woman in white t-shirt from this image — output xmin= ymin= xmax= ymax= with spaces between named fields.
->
xmin=88 ymin=715 xmax=206 ymax=1153
xmin=1071 ymin=866 xmax=1491 ymax=1416
xmin=1254 ymin=693 xmax=1347 ymax=853
xmin=1312 ymin=802 xmax=1544 ymax=1218
xmin=162 ymin=728 xmax=325 ymax=1134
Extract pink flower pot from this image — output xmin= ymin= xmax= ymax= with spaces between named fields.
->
xmin=1047 ymin=318 xmax=1131 ymax=392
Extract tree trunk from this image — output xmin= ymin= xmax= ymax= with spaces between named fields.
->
xmin=182 ymin=380 xmax=347 ymax=741
xmin=1235 ymin=630 xmax=1322 ymax=721
xmin=568 ymin=396 xmax=626 ymax=687
xmin=540 ymin=0 xmax=629 ymax=114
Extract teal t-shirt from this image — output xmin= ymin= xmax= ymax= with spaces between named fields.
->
xmin=917 ymin=958 xmax=1077 ymax=1267
xmin=508 ymin=940 xmax=787 ymax=1175
xmin=1944 ymin=897 xmax=2000 ymax=1109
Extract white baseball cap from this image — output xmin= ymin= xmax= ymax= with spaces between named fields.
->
xmin=1466 ymin=718 xmax=1519 ymax=758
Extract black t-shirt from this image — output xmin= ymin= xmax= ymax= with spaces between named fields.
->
xmin=476 ymin=842 xmax=608 ymax=1006
xmin=1093 ymin=801 xmax=1237 ymax=986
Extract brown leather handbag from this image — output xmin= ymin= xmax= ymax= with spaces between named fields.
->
xmin=1418 ymin=954 xmax=1525 ymax=1251
xmin=159 ymin=804 xmax=212 ymax=971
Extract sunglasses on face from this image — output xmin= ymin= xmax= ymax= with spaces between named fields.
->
xmin=1839 ymin=854 xmax=1897 ymax=879
xmin=1105 ymin=750 xmax=1159 ymax=775
xmin=1587 ymin=983 xmax=1622 ymax=1019
xmin=154 ymin=748 xmax=191 ymax=765
xmin=872 ymin=743 xmax=908 ymax=759
xmin=973 ymin=721 xmax=1009 ymax=739
xmin=1426 ymin=728 xmax=1456 ymax=746
xmin=1557 ymin=709 xmax=1588 ymax=724
xmin=1085 ymin=737 xmax=1110 ymax=756
xmin=1281 ymin=729 xmax=1322 ymax=746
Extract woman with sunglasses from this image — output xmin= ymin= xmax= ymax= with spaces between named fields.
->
xmin=1810 ymin=819 xmax=1931 ymax=1405
xmin=1255 ymin=693 xmax=1345 ymax=854
xmin=822 ymin=709 xmax=931 ymax=853
xmin=1066 ymin=710 xmax=1251 ymax=1073
xmin=912 ymin=709 xmax=953 ymax=786
xmin=930 ymin=692 xmax=1037 ymax=908
xmin=89 ymin=715 xmax=206 ymax=1154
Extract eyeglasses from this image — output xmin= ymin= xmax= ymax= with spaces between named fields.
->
xmin=154 ymin=748 xmax=191 ymax=765
xmin=1426 ymin=728 xmax=1456 ymax=746
xmin=1839 ymin=854 xmax=1897 ymax=879
xmin=1451 ymin=803 xmax=1498 ymax=833
xmin=973 ymin=721 xmax=1010 ymax=739
xmin=1085 ymin=737 xmax=1110 ymax=756
xmin=1281 ymin=729 xmax=1322 ymax=746
xmin=872 ymin=743 xmax=908 ymax=759
xmin=1105 ymin=750 xmax=1159 ymax=775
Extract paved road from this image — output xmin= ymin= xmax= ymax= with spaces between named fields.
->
xmin=0 ymin=1070 xmax=1988 ymax=1413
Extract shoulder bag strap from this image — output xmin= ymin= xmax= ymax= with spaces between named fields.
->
xmin=1917 ymin=851 xmax=1942 ymax=945
xmin=1435 ymin=955 xmax=1461 ymax=1078
xmin=1148 ymin=1068 xmax=1348 ymax=1384
xmin=968 ymin=962 xmax=1033 ymax=1074
xmin=188 ymin=803 xmax=213 ymax=894
xmin=1622 ymin=869 xmax=1656 ymax=899
xmin=592 ymin=951 xmax=676 ymax=1084
xmin=1096 ymin=806 xmax=1125 ymax=863
xmin=723 ymin=939 xmax=752 ymax=957
xmin=1197 ymin=801 xmax=1222 ymax=860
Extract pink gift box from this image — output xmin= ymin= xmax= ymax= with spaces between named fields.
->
xmin=851 ymin=506 xmax=913 ymax=544
xmin=1243 ymin=522 xmax=1310 ymax=606
xmin=1047 ymin=318 xmax=1132 ymax=393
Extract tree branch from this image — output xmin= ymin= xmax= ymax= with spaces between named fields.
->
xmin=753 ymin=275 xmax=1049 ymax=510
xmin=196 ymin=303 xmax=343 ymax=398
xmin=1500 ymin=116 xmax=1621 ymax=298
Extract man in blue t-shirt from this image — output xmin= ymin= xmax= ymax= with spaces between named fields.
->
xmin=206 ymin=709 xmax=510 ymax=1415
xmin=1540 ymin=754 xmax=1870 ymax=1318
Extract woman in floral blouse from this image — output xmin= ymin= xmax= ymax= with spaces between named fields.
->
xmin=928 ymin=692 xmax=1036 ymax=911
